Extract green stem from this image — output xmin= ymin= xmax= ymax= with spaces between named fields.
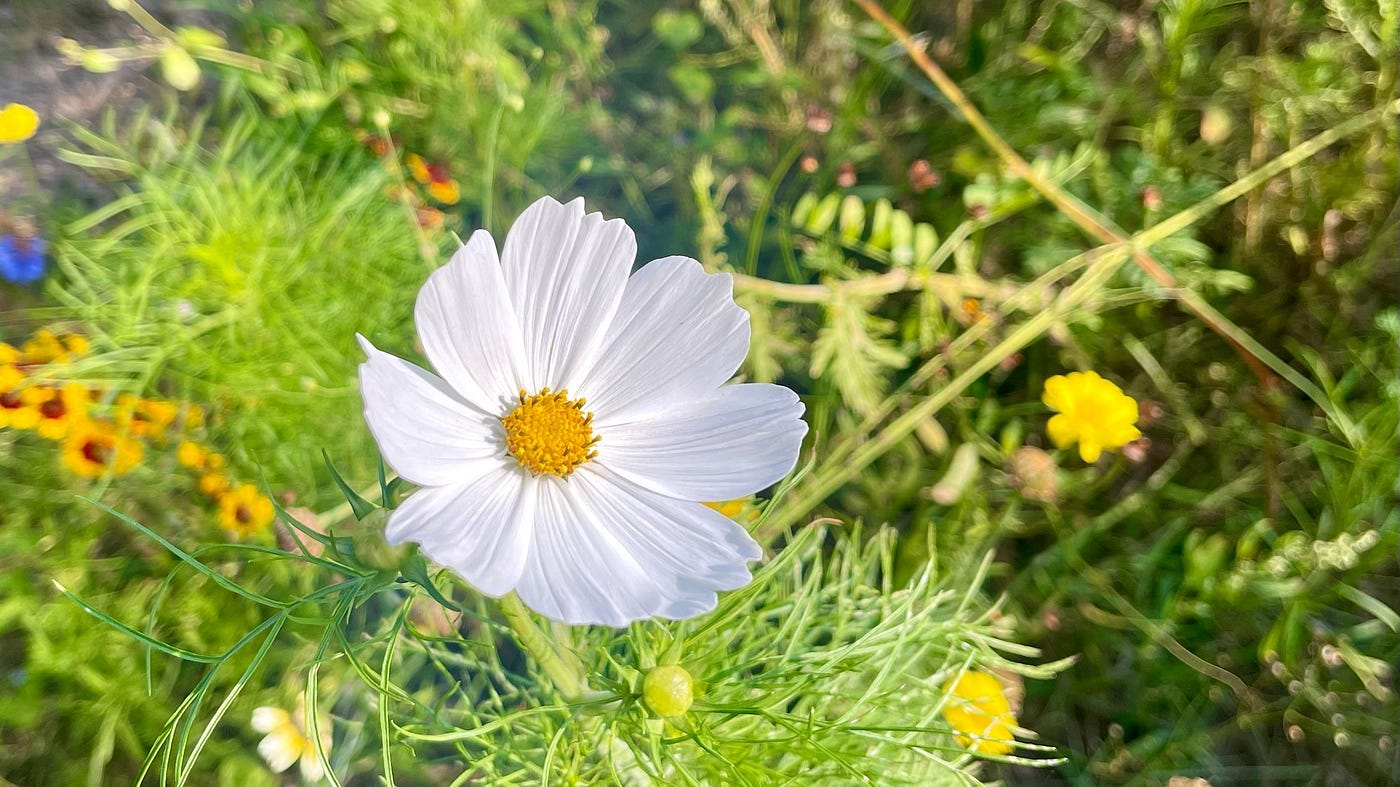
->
xmin=498 ymin=593 xmax=586 ymax=700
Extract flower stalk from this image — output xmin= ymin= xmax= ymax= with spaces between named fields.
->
xmin=498 ymin=592 xmax=586 ymax=700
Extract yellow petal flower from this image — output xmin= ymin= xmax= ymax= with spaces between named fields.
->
xmin=177 ymin=440 xmax=208 ymax=469
xmin=704 ymin=499 xmax=747 ymax=518
xmin=198 ymin=472 xmax=230 ymax=497
xmin=1041 ymin=371 xmax=1141 ymax=463
xmin=0 ymin=103 xmax=40 ymax=144
xmin=62 ymin=333 xmax=90 ymax=356
xmin=20 ymin=329 xmax=66 ymax=365
xmin=427 ymin=178 xmax=460 ymax=205
xmin=218 ymin=483 xmax=275 ymax=536
xmin=62 ymin=420 xmax=143 ymax=477
xmin=405 ymin=152 xmax=431 ymax=184
xmin=942 ymin=671 xmax=1017 ymax=756
xmin=117 ymin=394 xmax=179 ymax=439
xmin=32 ymin=384 xmax=90 ymax=440
xmin=0 ymin=364 xmax=23 ymax=394
xmin=0 ymin=389 xmax=41 ymax=430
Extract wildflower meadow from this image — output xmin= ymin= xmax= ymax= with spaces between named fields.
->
xmin=1 ymin=1 xmax=1396 ymax=784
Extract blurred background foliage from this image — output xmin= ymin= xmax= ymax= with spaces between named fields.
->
xmin=0 ymin=0 xmax=1395 ymax=783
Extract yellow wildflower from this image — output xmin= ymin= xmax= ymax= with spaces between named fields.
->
xmin=0 ymin=389 xmax=40 ymax=430
xmin=427 ymin=178 xmax=460 ymax=205
xmin=62 ymin=333 xmax=90 ymax=356
xmin=20 ymin=329 xmax=67 ymax=366
xmin=404 ymin=152 xmax=431 ymax=184
xmin=704 ymin=500 xmax=747 ymax=519
xmin=0 ymin=343 xmax=23 ymax=393
xmin=1042 ymin=371 xmax=1141 ymax=463
xmin=218 ymin=483 xmax=275 ymax=536
xmin=117 ymin=394 xmax=179 ymax=439
xmin=62 ymin=419 xmax=143 ymax=477
xmin=198 ymin=472 xmax=230 ymax=497
xmin=177 ymin=440 xmax=208 ymax=469
xmin=0 ymin=103 xmax=40 ymax=144
xmin=251 ymin=694 xmax=332 ymax=781
xmin=405 ymin=152 xmax=459 ymax=204
xmin=28 ymin=384 xmax=90 ymax=440
xmin=942 ymin=671 xmax=1017 ymax=756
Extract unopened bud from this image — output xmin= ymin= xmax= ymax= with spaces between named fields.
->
xmin=160 ymin=46 xmax=201 ymax=91
xmin=1009 ymin=446 xmax=1058 ymax=503
xmin=642 ymin=664 xmax=694 ymax=718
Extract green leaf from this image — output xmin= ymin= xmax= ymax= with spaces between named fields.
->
xmin=324 ymin=450 xmax=376 ymax=520
xmin=668 ymin=64 xmax=714 ymax=105
xmin=399 ymin=554 xmax=461 ymax=612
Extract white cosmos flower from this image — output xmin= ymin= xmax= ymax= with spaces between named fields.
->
xmin=358 ymin=196 xmax=806 ymax=627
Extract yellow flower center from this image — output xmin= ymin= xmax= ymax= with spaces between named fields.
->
xmin=501 ymin=388 xmax=598 ymax=477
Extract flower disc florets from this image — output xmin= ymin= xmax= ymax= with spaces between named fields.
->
xmin=501 ymin=388 xmax=598 ymax=477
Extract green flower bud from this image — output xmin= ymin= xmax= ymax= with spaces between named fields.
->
xmin=81 ymin=50 xmax=121 ymax=74
xmin=160 ymin=46 xmax=201 ymax=92
xmin=642 ymin=664 xmax=694 ymax=718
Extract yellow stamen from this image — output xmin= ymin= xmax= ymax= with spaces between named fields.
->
xmin=501 ymin=388 xmax=598 ymax=477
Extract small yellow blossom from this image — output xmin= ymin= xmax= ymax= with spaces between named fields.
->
xmin=427 ymin=178 xmax=460 ymax=205
xmin=942 ymin=671 xmax=1017 ymax=756
xmin=28 ymin=384 xmax=90 ymax=440
xmin=0 ymin=344 xmax=24 ymax=393
xmin=0 ymin=103 xmax=40 ymax=144
xmin=1042 ymin=371 xmax=1141 ymax=463
xmin=704 ymin=500 xmax=747 ymax=519
xmin=405 ymin=152 xmax=432 ymax=184
xmin=177 ymin=440 xmax=208 ymax=469
xmin=62 ymin=419 xmax=143 ymax=477
xmin=0 ymin=389 xmax=40 ymax=430
xmin=62 ymin=333 xmax=90 ymax=356
xmin=117 ymin=394 xmax=179 ymax=439
xmin=251 ymin=694 xmax=332 ymax=782
xmin=198 ymin=472 xmax=231 ymax=497
xmin=20 ymin=329 xmax=67 ymax=366
xmin=218 ymin=483 xmax=275 ymax=536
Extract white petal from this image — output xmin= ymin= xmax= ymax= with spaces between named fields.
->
xmin=385 ymin=464 xmax=534 ymax=598
xmin=257 ymin=730 xmax=302 ymax=773
xmin=513 ymin=476 xmax=665 ymax=627
xmin=299 ymin=749 xmax=326 ymax=783
xmin=514 ymin=468 xmax=759 ymax=627
xmin=597 ymin=383 xmax=806 ymax=501
xmin=358 ymin=336 xmax=503 ymax=488
xmin=414 ymin=230 xmax=528 ymax=413
xmin=251 ymin=706 xmax=289 ymax=734
xmin=501 ymin=196 xmax=636 ymax=391
xmin=581 ymin=257 xmax=749 ymax=425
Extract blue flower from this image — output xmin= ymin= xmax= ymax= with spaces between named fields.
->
xmin=0 ymin=233 xmax=46 ymax=284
